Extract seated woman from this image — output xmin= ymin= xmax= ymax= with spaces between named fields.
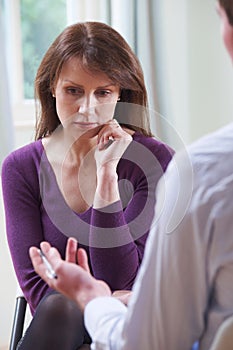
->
xmin=1 ymin=21 xmax=174 ymax=349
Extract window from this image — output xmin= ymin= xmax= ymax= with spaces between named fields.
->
xmin=3 ymin=0 xmax=120 ymax=147
xmin=20 ymin=0 xmax=67 ymax=99
xmin=4 ymin=0 xmax=68 ymax=145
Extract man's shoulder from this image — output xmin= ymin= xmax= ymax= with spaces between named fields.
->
xmin=184 ymin=123 xmax=233 ymax=206
xmin=189 ymin=122 xmax=233 ymax=157
xmin=189 ymin=123 xmax=233 ymax=177
xmin=161 ymin=123 xmax=233 ymax=231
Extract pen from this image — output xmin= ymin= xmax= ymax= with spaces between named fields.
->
xmin=38 ymin=249 xmax=57 ymax=279
xmin=103 ymin=136 xmax=115 ymax=149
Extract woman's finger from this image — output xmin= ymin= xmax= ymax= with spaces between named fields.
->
xmin=97 ymin=120 xmax=125 ymax=150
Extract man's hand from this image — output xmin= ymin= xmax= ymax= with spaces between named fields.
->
xmin=29 ymin=238 xmax=111 ymax=311
xmin=65 ymin=237 xmax=90 ymax=273
xmin=112 ymin=290 xmax=132 ymax=306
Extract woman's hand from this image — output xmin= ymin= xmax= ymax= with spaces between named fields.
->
xmin=95 ymin=119 xmax=132 ymax=172
xmin=92 ymin=120 xmax=133 ymax=208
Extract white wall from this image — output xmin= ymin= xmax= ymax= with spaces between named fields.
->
xmin=158 ymin=0 xmax=233 ymax=148
xmin=187 ymin=0 xmax=233 ymax=141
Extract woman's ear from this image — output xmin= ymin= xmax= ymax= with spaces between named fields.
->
xmin=51 ymin=88 xmax=56 ymax=98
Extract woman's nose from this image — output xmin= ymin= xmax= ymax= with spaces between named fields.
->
xmin=78 ymin=95 xmax=95 ymax=114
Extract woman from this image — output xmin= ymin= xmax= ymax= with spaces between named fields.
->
xmin=1 ymin=22 xmax=174 ymax=349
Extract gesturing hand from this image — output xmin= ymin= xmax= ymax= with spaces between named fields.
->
xmin=29 ymin=238 xmax=111 ymax=311
xmin=112 ymin=290 xmax=132 ymax=306
xmin=65 ymin=237 xmax=90 ymax=273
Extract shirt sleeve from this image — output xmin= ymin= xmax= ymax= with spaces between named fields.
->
xmin=85 ymin=297 xmax=127 ymax=350
xmin=1 ymin=150 xmax=54 ymax=314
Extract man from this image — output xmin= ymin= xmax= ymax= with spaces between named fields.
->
xmin=30 ymin=1 xmax=233 ymax=349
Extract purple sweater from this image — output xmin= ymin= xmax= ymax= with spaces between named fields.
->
xmin=1 ymin=131 xmax=174 ymax=314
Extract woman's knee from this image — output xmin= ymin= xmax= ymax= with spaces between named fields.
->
xmin=36 ymin=292 xmax=83 ymax=324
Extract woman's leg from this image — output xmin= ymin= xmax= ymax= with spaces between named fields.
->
xmin=17 ymin=291 xmax=91 ymax=350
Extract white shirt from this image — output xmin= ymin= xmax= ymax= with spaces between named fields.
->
xmin=85 ymin=123 xmax=233 ymax=350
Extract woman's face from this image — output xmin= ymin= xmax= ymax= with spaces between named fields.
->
xmin=217 ymin=2 xmax=233 ymax=61
xmin=53 ymin=57 xmax=120 ymax=132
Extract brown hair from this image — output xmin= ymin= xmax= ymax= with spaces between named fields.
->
xmin=219 ymin=0 xmax=233 ymax=25
xmin=35 ymin=21 xmax=153 ymax=140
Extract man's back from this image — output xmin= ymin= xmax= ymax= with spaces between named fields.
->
xmin=123 ymin=122 xmax=233 ymax=350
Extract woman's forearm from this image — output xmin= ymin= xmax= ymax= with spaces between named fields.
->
xmin=93 ymin=166 xmax=120 ymax=208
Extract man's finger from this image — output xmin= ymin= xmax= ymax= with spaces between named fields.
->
xmin=77 ymin=248 xmax=90 ymax=273
xmin=40 ymin=241 xmax=52 ymax=254
xmin=29 ymin=246 xmax=49 ymax=281
xmin=30 ymin=244 xmax=61 ymax=285
xmin=65 ymin=237 xmax=78 ymax=263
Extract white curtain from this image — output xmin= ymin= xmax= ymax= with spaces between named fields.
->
xmin=0 ymin=3 xmax=14 ymax=167
xmin=66 ymin=0 xmax=163 ymax=137
xmin=109 ymin=0 xmax=162 ymax=136
xmin=67 ymin=0 xmax=110 ymax=24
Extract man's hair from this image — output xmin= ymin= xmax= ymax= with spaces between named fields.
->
xmin=219 ymin=0 xmax=233 ymax=25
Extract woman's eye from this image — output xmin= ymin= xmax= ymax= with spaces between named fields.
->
xmin=66 ymin=87 xmax=83 ymax=95
xmin=96 ymin=90 xmax=111 ymax=97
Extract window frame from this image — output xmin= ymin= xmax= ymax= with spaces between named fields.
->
xmin=4 ymin=0 xmax=32 ymax=125
xmin=5 ymin=0 xmax=110 ymax=130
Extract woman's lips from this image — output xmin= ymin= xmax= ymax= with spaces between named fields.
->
xmin=73 ymin=122 xmax=99 ymax=128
